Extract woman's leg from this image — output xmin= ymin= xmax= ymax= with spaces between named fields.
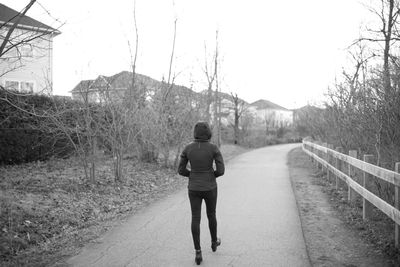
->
xmin=204 ymin=187 xmax=218 ymax=242
xmin=188 ymin=190 xmax=202 ymax=250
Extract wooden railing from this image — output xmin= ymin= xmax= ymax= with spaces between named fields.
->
xmin=302 ymin=140 xmax=400 ymax=247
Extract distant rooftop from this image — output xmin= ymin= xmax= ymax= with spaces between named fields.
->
xmin=250 ymin=99 xmax=289 ymax=111
xmin=0 ymin=3 xmax=60 ymax=35
xmin=71 ymin=71 xmax=197 ymax=94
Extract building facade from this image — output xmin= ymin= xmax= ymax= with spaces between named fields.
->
xmin=248 ymin=99 xmax=293 ymax=129
xmin=0 ymin=3 xmax=60 ymax=94
xmin=70 ymin=71 xmax=161 ymax=103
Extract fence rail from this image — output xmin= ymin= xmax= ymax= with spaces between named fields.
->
xmin=302 ymin=140 xmax=400 ymax=247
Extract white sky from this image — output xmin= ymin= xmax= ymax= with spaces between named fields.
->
xmin=3 ymin=0 xmax=373 ymax=109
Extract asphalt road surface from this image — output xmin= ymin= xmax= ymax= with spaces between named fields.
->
xmin=67 ymin=143 xmax=310 ymax=267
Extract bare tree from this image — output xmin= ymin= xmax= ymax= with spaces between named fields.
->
xmin=0 ymin=85 xmax=100 ymax=182
xmin=356 ymin=0 xmax=400 ymax=95
xmin=126 ymin=0 xmax=139 ymax=105
xmin=350 ymin=0 xmax=400 ymax=164
xmin=0 ymin=0 xmax=63 ymax=95
xmin=229 ymin=92 xmax=247 ymax=145
xmin=0 ymin=0 xmax=62 ymax=62
xmin=239 ymin=109 xmax=255 ymax=145
xmin=203 ymin=37 xmax=218 ymax=123
xmin=212 ymin=30 xmax=221 ymax=147
xmin=0 ymin=0 xmax=37 ymax=58
xmin=153 ymin=17 xmax=179 ymax=167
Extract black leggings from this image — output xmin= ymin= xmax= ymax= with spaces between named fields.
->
xmin=188 ymin=187 xmax=218 ymax=250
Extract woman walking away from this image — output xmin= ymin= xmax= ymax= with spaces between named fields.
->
xmin=178 ymin=121 xmax=225 ymax=265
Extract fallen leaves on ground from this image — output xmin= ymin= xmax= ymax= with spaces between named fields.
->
xmin=0 ymin=155 xmax=186 ymax=266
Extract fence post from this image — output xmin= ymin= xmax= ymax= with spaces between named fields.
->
xmin=327 ymin=144 xmax=334 ymax=183
xmin=335 ymin=147 xmax=343 ymax=190
xmin=348 ymin=150 xmax=357 ymax=203
xmin=315 ymin=141 xmax=321 ymax=169
xmin=395 ymin=163 xmax=400 ymax=248
xmin=363 ymin=154 xmax=374 ymax=221
xmin=322 ymin=143 xmax=327 ymax=172
xmin=310 ymin=143 xmax=314 ymax=163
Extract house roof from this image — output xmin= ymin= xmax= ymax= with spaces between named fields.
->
xmin=250 ymin=99 xmax=289 ymax=111
xmin=0 ymin=3 xmax=61 ymax=35
xmin=293 ymin=105 xmax=324 ymax=113
xmin=199 ymin=90 xmax=248 ymax=105
xmin=72 ymin=79 xmax=96 ymax=92
xmin=71 ymin=71 xmax=161 ymax=93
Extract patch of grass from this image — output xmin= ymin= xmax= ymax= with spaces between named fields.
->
xmin=0 ymin=156 xmax=186 ymax=266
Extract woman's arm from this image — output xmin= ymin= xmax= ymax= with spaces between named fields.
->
xmin=177 ymin=148 xmax=190 ymax=177
xmin=214 ymin=147 xmax=225 ymax=178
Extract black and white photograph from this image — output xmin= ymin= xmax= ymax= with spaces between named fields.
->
xmin=0 ymin=0 xmax=400 ymax=266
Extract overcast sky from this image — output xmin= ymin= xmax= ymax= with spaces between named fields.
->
xmin=3 ymin=0 xmax=373 ymax=109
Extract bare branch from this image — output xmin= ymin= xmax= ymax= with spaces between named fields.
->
xmin=167 ymin=18 xmax=177 ymax=85
xmin=0 ymin=0 xmax=36 ymax=57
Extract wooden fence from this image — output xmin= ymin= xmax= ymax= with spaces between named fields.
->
xmin=302 ymin=140 xmax=400 ymax=247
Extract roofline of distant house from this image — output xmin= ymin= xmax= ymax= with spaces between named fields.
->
xmin=69 ymin=87 xmax=128 ymax=94
xmin=248 ymin=105 xmax=290 ymax=112
xmin=0 ymin=20 xmax=61 ymax=35
xmin=248 ymin=106 xmax=292 ymax=112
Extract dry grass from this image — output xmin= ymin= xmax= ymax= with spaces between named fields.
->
xmin=0 ymin=156 xmax=185 ymax=266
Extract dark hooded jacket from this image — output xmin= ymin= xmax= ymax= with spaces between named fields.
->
xmin=178 ymin=122 xmax=225 ymax=191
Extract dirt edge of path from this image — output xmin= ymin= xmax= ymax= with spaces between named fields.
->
xmin=288 ymin=147 xmax=398 ymax=267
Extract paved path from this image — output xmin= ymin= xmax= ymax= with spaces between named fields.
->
xmin=67 ymin=143 xmax=310 ymax=266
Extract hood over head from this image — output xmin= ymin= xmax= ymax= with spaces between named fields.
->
xmin=193 ymin=121 xmax=212 ymax=141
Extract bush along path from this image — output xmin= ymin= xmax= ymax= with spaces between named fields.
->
xmin=0 ymin=144 xmax=248 ymax=266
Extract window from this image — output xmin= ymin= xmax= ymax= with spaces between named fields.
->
xmin=21 ymin=45 xmax=33 ymax=57
xmin=5 ymin=80 xmax=19 ymax=90
xmin=4 ymin=80 xmax=35 ymax=92
xmin=21 ymin=82 xmax=34 ymax=92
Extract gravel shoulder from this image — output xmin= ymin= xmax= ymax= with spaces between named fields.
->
xmin=288 ymin=147 xmax=397 ymax=266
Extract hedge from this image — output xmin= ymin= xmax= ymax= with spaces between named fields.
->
xmin=0 ymin=90 xmax=76 ymax=164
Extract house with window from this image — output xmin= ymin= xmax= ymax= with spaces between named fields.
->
xmin=71 ymin=71 xmax=162 ymax=103
xmin=248 ymin=99 xmax=293 ymax=130
xmin=71 ymin=70 xmax=199 ymax=105
xmin=0 ymin=3 xmax=60 ymax=93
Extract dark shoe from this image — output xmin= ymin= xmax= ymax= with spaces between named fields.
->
xmin=211 ymin=238 xmax=221 ymax=252
xmin=195 ymin=250 xmax=202 ymax=265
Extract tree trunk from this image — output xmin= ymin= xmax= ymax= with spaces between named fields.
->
xmin=89 ymin=137 xmax=97 ymax=183
xmin=383 ymin=0 xmax=394 ymax=96
xmin=213 ymin=90 xmax=220 ymax=147
xmin=114 ymin=149 xmax=123 ymax=183
xmin=234 ymin=107 xmax=239 ymax=144
xmin=163 ymin=148 xmax=170 ymax=167
xmin=205 ymin=85 xmax=212 ymax=123
xmin=217 ymin=94 xmax=222 ymax=147
xmin=174 ymin=144 xmax=182 ymax=168
xmin=82 ymin=157 xmax=89 ymax=182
